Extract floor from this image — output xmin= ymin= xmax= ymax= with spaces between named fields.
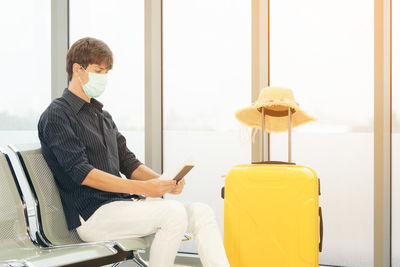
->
xmin=112 ymin=251 xmax=202 ymax=267
xmin=114 ymin=250 xmax=331 ymax=267
xmin=114 ymin=255 xmax=332 ymax=267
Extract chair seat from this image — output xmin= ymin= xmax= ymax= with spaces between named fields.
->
xmin=1 ymin=244 xmax=116 ymax=267
xmin=113 ymin=233 xmax=155 ymax=251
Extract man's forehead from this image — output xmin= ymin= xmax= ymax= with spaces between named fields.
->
xmin=88 ymin=63 xmax=108 ymax=70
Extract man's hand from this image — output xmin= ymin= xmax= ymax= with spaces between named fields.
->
xmin=142 ymin=179 xmax=177 ymax=197
xmin=169 ymin=179 xmax=186 ymax=195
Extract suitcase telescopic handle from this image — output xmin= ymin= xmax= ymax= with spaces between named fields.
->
xmin=319 ymin=206 xmax=323 ymax=252
xmin=259 ymin=107 xmax=293 ymax=163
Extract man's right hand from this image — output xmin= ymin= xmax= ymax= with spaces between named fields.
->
xmin=141 ymin=179 xmax=177 ymax=197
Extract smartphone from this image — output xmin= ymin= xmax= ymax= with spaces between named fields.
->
xmin=173 ymin=165 xmax=194 ymax=183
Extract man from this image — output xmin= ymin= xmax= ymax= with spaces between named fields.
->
xmin=38 ymin=37 xmax=230 ymax=267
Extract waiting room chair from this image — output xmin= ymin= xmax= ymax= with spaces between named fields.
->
xmin=0 ymin=148 xmax=121 ymax=267
xmin=9 ymin=144 xmax=155 ymax=267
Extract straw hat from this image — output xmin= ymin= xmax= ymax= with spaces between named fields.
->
xmin=235 ymin=86 xmax=316 ymax=133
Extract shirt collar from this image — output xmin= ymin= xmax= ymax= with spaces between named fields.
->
xmin=62 ymin=88 xmax=104 ymax=114
xmin=90 ymin=97 xmax=104 ymax=111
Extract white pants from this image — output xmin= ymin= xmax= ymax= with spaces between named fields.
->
xmin=76 ymin=198 xmax=230 ymax=267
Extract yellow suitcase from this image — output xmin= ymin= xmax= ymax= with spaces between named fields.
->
xmin=223 ymin=163 xmax=321 ymax=267
xmin=222 ymin=108 xmax=322 ymax=267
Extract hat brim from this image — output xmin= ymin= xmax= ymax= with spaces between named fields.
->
xmin=235 ymin=103 xmax=317 ymax=133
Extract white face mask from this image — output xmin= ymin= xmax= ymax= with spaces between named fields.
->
xmin=78 ymin=67 xmax=107 ymax=98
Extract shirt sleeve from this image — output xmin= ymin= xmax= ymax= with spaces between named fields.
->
xmin=39 ymin=109 xmax=95 ymax=185
xmin=116 ymin=130 xmax=143 ymax=178
xmin=103 ymin=111 xmax=143 ymax=178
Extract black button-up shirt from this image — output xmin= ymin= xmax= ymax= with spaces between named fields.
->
xmin=38 ymin=88 xmax=145 ymax=230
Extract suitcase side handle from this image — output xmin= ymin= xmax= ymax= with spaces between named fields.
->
xmin=319 ymin=206 xmax=323 ymax=252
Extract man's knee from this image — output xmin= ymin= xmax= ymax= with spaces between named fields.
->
xmin=163 ymin=200 xmax=188 ymax=231
xmin=189 ymin=202 xmax=215 ymax=218
xmin=186 ymin=202 xmax=216 ymax=232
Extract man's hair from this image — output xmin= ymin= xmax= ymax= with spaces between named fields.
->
xmin=66 ymin=37 xmax=113 ymax=81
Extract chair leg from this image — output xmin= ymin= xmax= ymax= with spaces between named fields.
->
xmin=110 ymin=251 xmax=132 ymax=267
xmin=132 ymin=250 xmax=148 ymax=267
xmin=110 ymin=249 xmax=148 ymax=267
xmin=111 ymin=262 xmax=124 ymax=267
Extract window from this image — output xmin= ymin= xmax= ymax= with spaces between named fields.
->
xmin=0 ymin=0 xmax=51 ymax=147
xmin=163 ymin=0 xmax=251 ymax=253
xmin=0 ymin=0 xmax=51 ymax=237
xmin=70 ymin=0 xmax=145 ymax=162
xmin=270 ymin=0 xmax=374 ymax=265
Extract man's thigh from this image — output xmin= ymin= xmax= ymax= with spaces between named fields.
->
xmin=77 ymin=198 xmax=184 ymax=241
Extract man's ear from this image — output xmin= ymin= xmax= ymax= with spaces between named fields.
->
xmin=72 ymin=63 xmax=82 ymax=75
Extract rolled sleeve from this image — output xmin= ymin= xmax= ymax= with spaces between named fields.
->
xmin=69 ymin=161 xmax=94 ymax=185
xmin=40 ymin=110 xmax=95 ymax=185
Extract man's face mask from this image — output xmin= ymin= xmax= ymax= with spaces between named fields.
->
xmin=78 ymin=66 xmax=107 ymax=98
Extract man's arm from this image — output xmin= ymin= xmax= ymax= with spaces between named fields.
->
xmin=130 ymin=164 xmax=160 ymax=180
xmin=108 ymin=114 xmax=145 ymax=179
xmin=109 ymin=115 xmax=160 ymax=181
xmin=82 ymin=168 xmax=147 ymax=194
xmin=82 ymin=168 xmax=176 ymax=197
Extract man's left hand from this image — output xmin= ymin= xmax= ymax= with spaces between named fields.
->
xmin=169 ymin=178 xmax=185 ymax=194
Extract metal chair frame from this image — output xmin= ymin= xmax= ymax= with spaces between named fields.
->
xmin=9 ymin=144 xmax=151 ymax=266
